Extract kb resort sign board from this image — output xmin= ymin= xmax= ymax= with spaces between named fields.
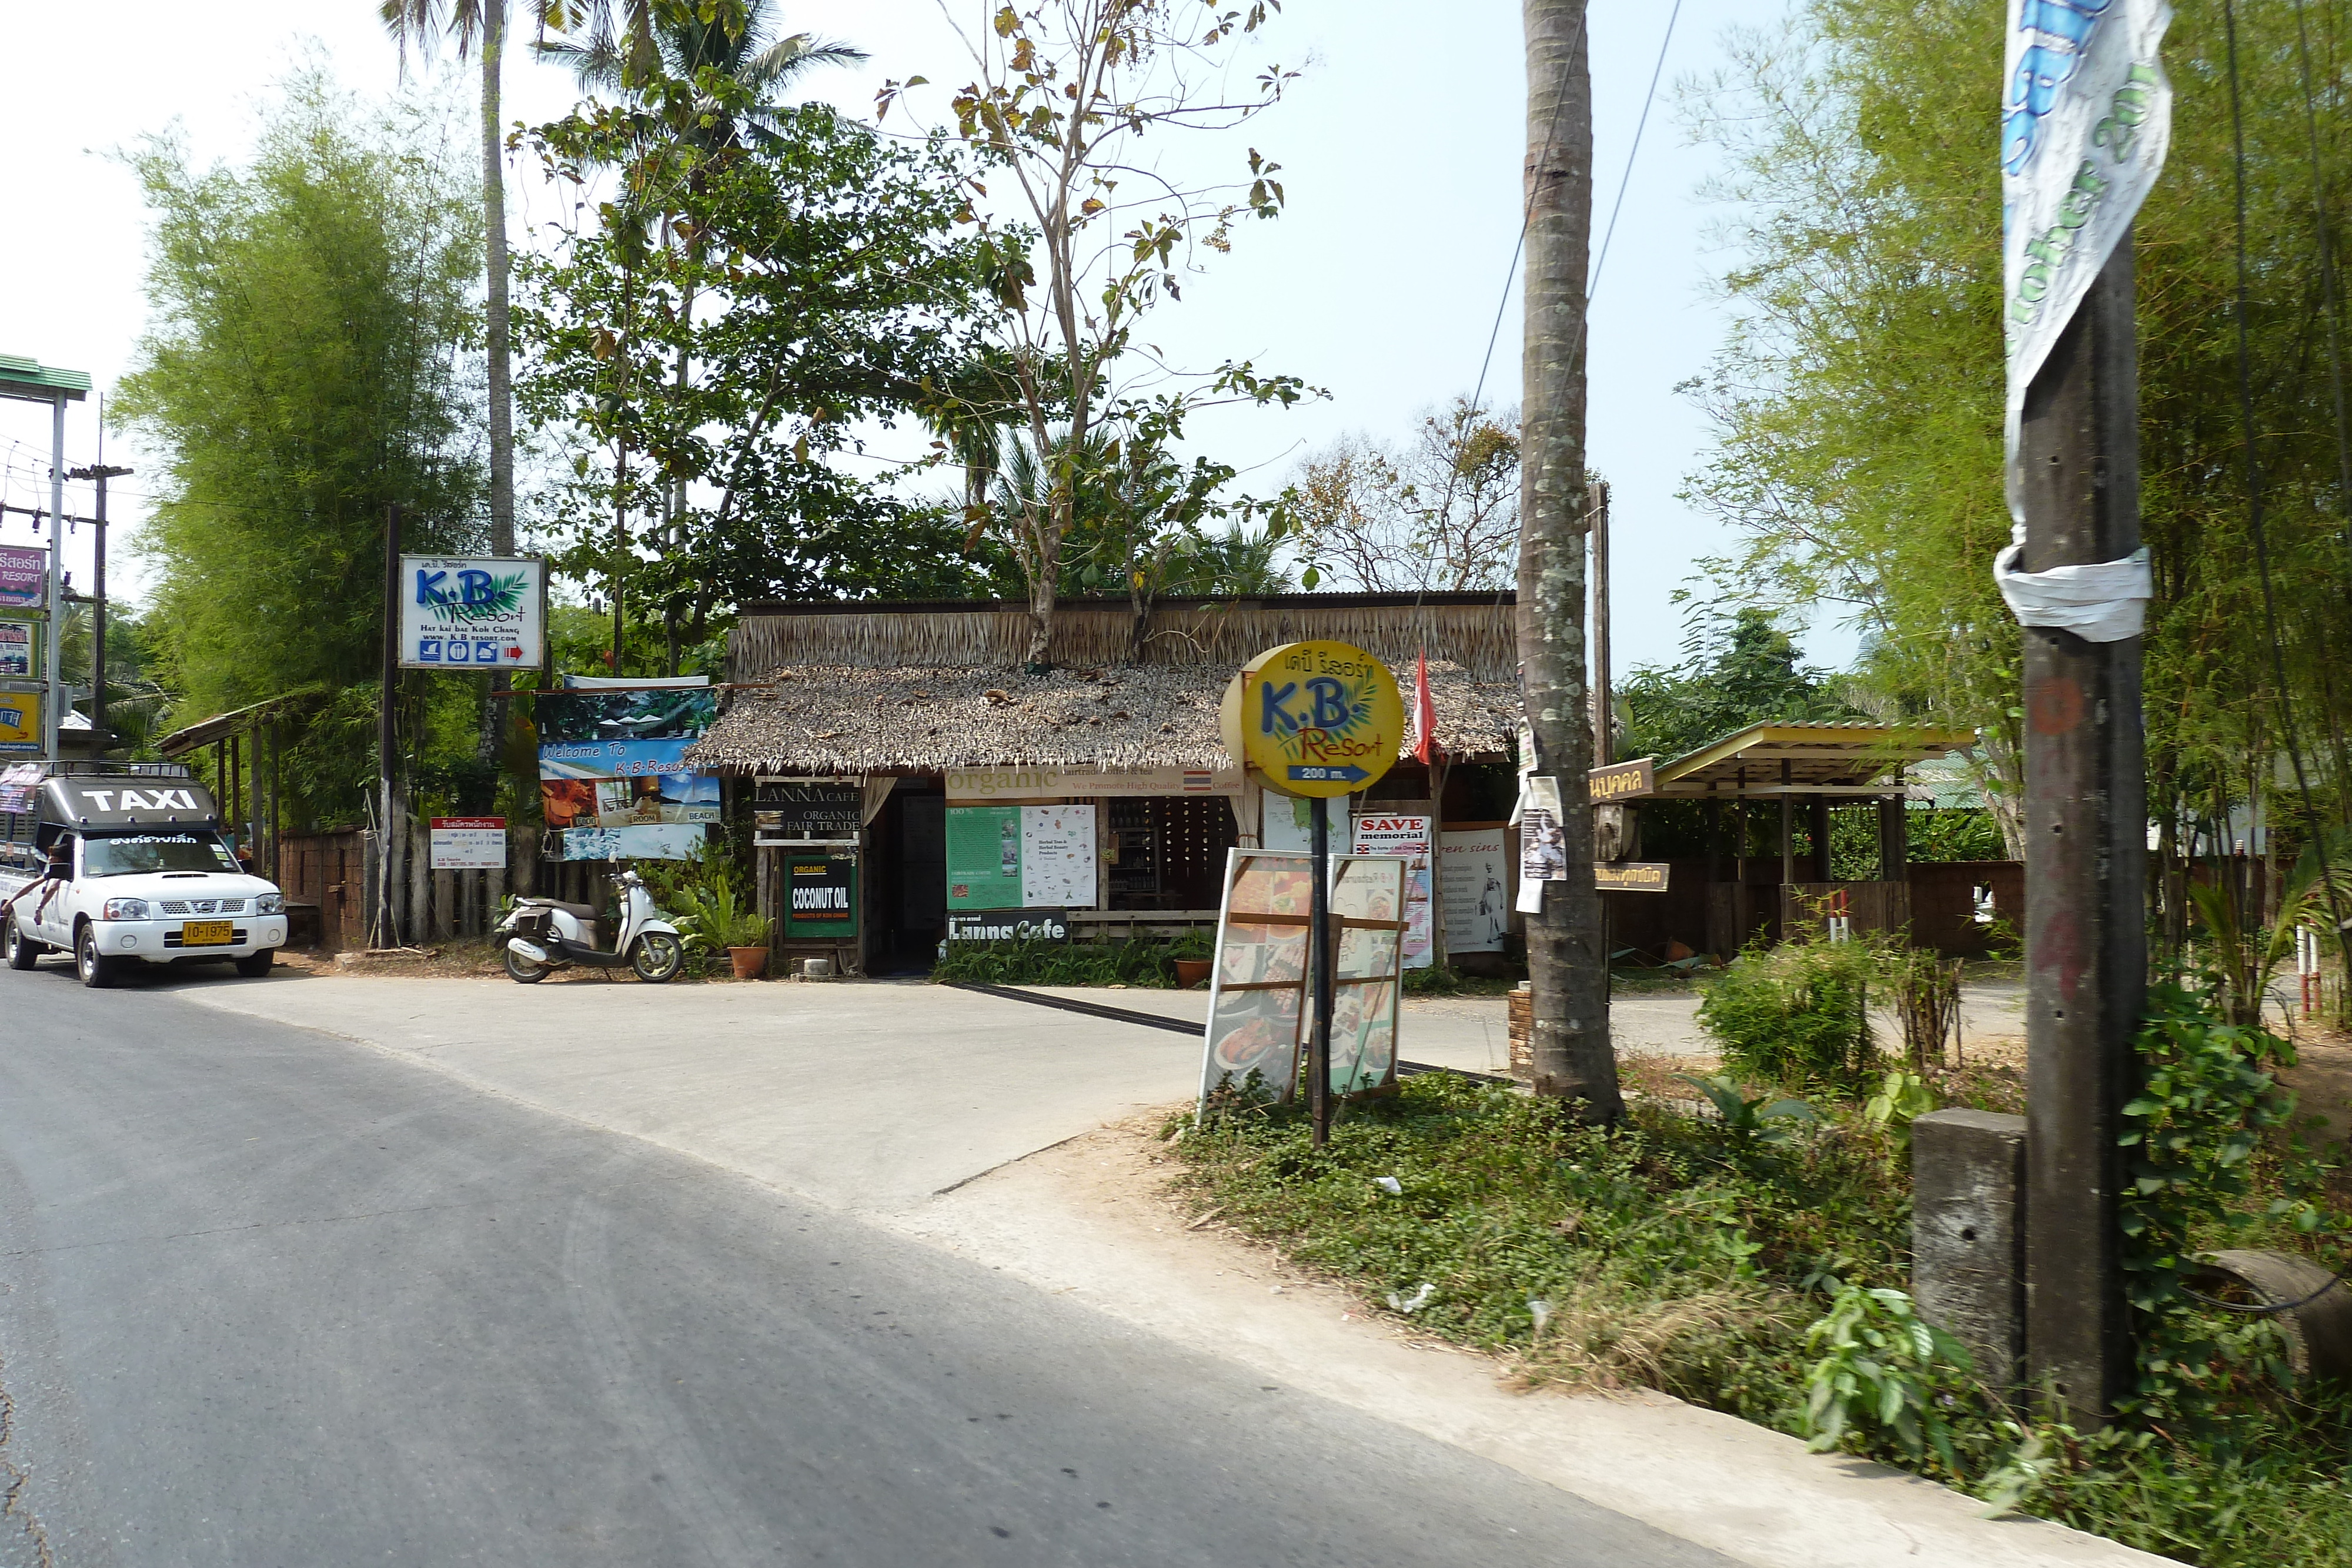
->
xmin=397 ymin=556 xmax=547 ymax=670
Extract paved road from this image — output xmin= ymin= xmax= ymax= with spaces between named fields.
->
xmin=0 ymin=967 xmax=1730 ymax=1567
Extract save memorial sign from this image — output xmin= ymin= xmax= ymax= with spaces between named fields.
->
xmin=945 ymin=804 xmax=1098 ymax=911
xmin=397 ymin=555 xmax=547 ymax=670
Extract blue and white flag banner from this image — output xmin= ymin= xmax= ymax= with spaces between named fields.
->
xmin=2000 ymin=0 xmax=2173 ymax=522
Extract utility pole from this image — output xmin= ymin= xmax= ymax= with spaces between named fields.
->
xmin=66 ymin=462 xmax=129 ymax=750
xmin=46 ymin=398 xmax=65 ymax=760
xmin=1591 ymin=479 xmax=1612 ymax=767
xmin=379 ymin=504 xmax=403 ymax=950
xmin=2019 ymin=242 xmax=2144 ymax=1427
xmin=1518 ymin=0 xmax=1618 ymax=1119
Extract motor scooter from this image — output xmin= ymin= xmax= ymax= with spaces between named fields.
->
xmin=497 ymin=865 xmax=684 ymax=984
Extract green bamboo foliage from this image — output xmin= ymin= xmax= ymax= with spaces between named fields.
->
xmin=1684 ymin=2 xmax=2352 ymax=900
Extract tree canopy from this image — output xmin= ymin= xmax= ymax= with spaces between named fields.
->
xmin=114 ymin=73 xmax=485 ymax=823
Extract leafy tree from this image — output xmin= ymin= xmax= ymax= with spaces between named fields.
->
xmin=514 ymin=75 xmax=1018 ymax=667
xmin=535 ymin=0 xmax=863 ymax=138
xmin=877 ymin=0 xmax=1313 ymax=666
xmin=1619 ymin=607 xmax=1863 ymax=764
xmin=113 ymin=74 xmax=486 ymax=825
xmin=1682 ymin=2 xmax=2352 ymax=878
xmin=1289 ymin=399 xmax=1519 ymax=591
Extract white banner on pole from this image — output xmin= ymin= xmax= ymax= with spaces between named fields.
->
xmin=2000 ymin=0 xmax=2173 ymax=525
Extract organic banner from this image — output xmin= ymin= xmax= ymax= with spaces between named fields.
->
xmin=1440 ymin=828 xmax=1512 ymax=955
xmin=397 ymin=556 xmax=546 ymax=670
xmin=1351 ymin=813 xmax=1433 ymax=969
xmin=2000 ymin=0 xmax=2173 ymax=522
xmin=945 ymin=804 xmax=1098 ymax=910
xmin=0 ymin=546 xmax=44 ymax=611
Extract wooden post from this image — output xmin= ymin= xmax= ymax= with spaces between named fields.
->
xmin=376 ymin=504 xmax=401 ymax=949
xmin=1591 ymin=479 xmax=1611 ymax=767
xmin=1779 ymin=761 xmax=1796 ymax=889
xmin=2020 ymin=239 xmax=2144 ymax=1428
xmin=1878 ymin=794 xmax=1909 ymax=884
xmin=407 ymin=817 xmax=429 ymax=949
xmin=1809 ymin=794 xmax=1833 ymax=884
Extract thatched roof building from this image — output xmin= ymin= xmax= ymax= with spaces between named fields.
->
xmin=693 ymin=591 xmax=1521 ymax=775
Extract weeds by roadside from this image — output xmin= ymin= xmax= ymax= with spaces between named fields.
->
xmin=1165 ymin=978 xmax=2352 ymax=1567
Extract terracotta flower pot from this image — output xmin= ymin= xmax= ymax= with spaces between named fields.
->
xmin=1174 ymin=958 xmax=1212 ymax=989
xmin=728 ymin=945 xmax=769 ymax=980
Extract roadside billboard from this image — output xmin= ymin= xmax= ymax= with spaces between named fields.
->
xmin=397 ymin=555 xmax=546 ymax=670
xmin=0 ymin=546 xmax=44 ymax=613
xmin=535 ymin=680 xmax=717 ymax=861
xmin=0 ymin=689 xmax=40 ymax=756
xmin=0 ymin=619 xmax=32 ymax=679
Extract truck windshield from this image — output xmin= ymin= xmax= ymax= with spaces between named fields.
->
xmin=82 ymin=833 xmax=240 ymax=877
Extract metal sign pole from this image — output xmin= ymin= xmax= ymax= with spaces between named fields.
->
xmin=45 ymin=396 xmax=64 ymax=760
xmin=377 ymin=504 xmax=402 ymax=949
xmin=1309 ymin=794 xmax=1334 ymax=1148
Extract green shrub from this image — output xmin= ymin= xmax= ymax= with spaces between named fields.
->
xmin=933 ymin=936 xmax=1181 ymax=988
xmin=1696 ymin=937 xmax=1880 ymax=1088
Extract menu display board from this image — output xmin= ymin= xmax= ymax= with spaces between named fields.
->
xmin=1196 ymin=850 xmax=1408 ymax=1108
xmin=945 ymin=804 xmax=1098 ymax=911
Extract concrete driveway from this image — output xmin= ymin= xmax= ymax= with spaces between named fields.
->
xmin=185 ymin=974 xmax=1204 ymax=1213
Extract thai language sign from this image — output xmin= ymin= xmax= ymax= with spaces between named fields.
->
xmin=0 ymin=547 xmax=44 ymax=612
xmin=945 ymin=804 xmax=1097 ymax=911
xmin=397 ymin=555 xmax=546 ymax=670
xmin=429 ymin=817 xmax=507 ymax=871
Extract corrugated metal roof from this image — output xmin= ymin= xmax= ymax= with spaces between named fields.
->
xmin=0 ymin=354 xmax=91 ymax=403
xmin=1650 ymin=721 xmax=1977 ymax=797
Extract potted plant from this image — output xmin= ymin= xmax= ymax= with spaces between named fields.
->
xmin=679 ymin=881 xmax=773 ymax=979
xmin=1170 ymin=927 xmax=1214 ymax=989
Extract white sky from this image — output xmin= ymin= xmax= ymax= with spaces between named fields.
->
xmin=0 ymin=0 xmax=1857 ymax=680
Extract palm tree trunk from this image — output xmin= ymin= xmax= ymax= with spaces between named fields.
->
xmin=1518 ymin=0 xmax=1616 ymax=1119
xmin=479 ymin=0 xmax=516 ymax=773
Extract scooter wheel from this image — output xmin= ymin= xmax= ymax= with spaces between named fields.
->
xmin=505 ymin=944 xmax=551 ymax=984
xmin=631 ymin=931 xmax=684 ymax=984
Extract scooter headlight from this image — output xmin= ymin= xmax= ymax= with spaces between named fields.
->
xmin=102 ymin=898 xmax=153 ymax=921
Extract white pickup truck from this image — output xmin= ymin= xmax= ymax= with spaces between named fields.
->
xmin=0 ymin=761 xmax=289 ymax=988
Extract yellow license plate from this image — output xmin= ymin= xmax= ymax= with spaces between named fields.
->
xmin=181 ymin=920 xmax=233 ymax=947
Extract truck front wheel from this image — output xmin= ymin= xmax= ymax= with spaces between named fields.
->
xmin=4 ymin=912 xmax=40 ymax=971
xmin=75 ymin=925 xmax=116 ymax=989
xmin=235 ymin=950 xmax=276 ymax=978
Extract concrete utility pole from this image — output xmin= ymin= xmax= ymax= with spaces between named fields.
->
xmin=66 ymin=462 xmax=129 ymax=749
xmin=1518 ymin=0 xmax=1618 ymax=1119
xmin=2019 ymin=240 xmax=2144 ymax=1426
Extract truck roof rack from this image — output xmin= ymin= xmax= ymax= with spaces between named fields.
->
xmin=1 ymin=760 xmax=194 ymax=780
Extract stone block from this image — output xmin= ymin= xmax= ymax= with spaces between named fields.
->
xmin=1911 ymin=1108 xmax=2026 ymax=1392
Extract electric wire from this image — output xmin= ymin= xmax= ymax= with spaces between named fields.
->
xmin=2193 ymin=0 xmax=2352 ymax=1315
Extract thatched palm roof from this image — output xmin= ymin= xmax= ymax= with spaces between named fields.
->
xmin=687 ymin=660 xmax=1519 ymax=775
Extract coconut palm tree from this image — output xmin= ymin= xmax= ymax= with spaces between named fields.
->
xmin=535 ymin=0 xmax=865 ymax=151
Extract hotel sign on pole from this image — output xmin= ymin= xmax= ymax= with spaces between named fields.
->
xmin=397 ymin=556 xmax=547 ymax=670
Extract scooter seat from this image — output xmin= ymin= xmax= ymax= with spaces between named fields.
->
xmin=526 ymin=899 xmax=603 ymax=923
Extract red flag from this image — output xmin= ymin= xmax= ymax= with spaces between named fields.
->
xmin=1410 ymin=648 xmax=1440 ymax=765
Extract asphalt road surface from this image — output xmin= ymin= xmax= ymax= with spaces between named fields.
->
xmin=0 ymin=968 xmax=1731 ymax=1568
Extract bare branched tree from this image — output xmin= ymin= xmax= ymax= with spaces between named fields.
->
xmin=1291 ymin=400 xmax=1521 ymax=593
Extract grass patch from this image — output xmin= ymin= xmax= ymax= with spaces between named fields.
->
xmin=1167 ymin=1051 xmax=2352 ymax=1566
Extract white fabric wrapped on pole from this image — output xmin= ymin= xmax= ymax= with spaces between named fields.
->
xmin=1992 ymin=524 xmax=2152 ymax=643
